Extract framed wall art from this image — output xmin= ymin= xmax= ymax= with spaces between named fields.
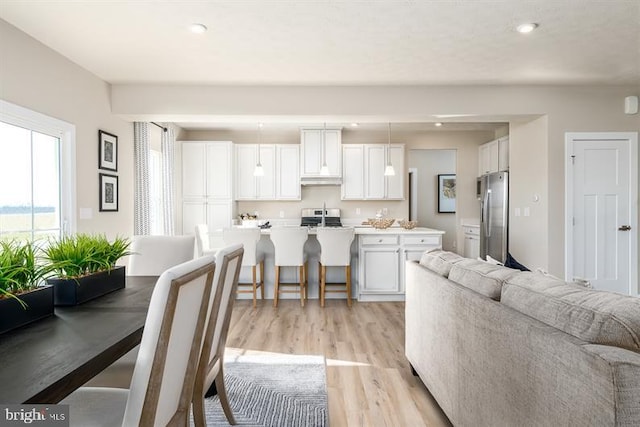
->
xmin=99 ymin=173 xmax=118 ymax=212
xmin=99 ymin=130 xmax=118 ymax=171
xmin=438 ymin=174 xmax=456 ymax=213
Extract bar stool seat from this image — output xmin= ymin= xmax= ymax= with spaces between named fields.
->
xmin=222 ymin=227 xmax=265 ymax=308
xmin=270 ymin=227 xmax=309 ymax=307
xmin=316 ymin=227 xmax=355 ymax=307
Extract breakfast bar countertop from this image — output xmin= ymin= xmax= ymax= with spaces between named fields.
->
xmin=256 ymin=226 xmax=445 ymax=235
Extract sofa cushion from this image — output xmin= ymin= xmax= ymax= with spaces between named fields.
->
xmin=502 ymin=272 xmax=640 ymax=353
xmin=448 ymin=259 xmax=520 ymax=300
xmin=419 ymin=249 xmax=465 ymax=277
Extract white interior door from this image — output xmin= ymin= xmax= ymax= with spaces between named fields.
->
xmin=566 ymin=132 xmax=638 ymax=295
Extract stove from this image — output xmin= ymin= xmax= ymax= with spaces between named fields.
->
xmin=300 ymin=208 xmax=342 ymax=227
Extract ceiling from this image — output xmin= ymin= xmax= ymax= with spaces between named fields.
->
xmin=1 ymin=1 xmax=637 ymax=132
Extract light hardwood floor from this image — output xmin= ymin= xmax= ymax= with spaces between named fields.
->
xmin=225 ymin=299 xmax=452 ymax=427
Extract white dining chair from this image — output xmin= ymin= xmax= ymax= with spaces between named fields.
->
xmin=62 ymin=255 xmax=217 ymax=427
xmin=128 ymin=235 xmax=196 ymax=276
xmin=316 ymin=227 xmax=355 ymax=307
xmin=195 ymin=224 xmax=219 ymax=257
xmin=222 ymin=227 xmax=265 ymax=308
xmin=270 ymin=226 xmax=309 ymax=307
xmin=85 ymin=234 xmax=197 ymax=389
xmin=192 ymin=244 xmax=244 ymax=427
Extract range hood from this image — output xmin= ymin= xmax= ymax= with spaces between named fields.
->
xmin=300 ymin=176 xmax=343 ymax=186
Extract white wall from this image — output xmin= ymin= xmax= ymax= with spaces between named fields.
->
xmin=408 ymin=150 xmax=457 ymax=251
xmin=0 ymin=19 xmax=134 ymax=239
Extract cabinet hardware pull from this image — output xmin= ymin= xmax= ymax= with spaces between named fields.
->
xmin=618 ymin=225 xmax=632 ymax=231
xmin=378 ymin=239 xmax=383 ymax=242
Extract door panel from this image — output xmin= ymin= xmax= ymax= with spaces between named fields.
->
xmin=572 ymin=138 xmax=631 ymax=294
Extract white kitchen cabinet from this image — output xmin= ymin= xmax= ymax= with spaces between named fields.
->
xmin=300 ymin=128 xmax=341 ymax=177
xmin=180 ymin=141 xmax=234 ymax=235
xmin=235 ymin=144 xmax=300 ymax=200
xmin=342 ymin=144 xmax=404 ymax=200
xmin=358 ymin=232 xmax=442 ymax=301
xmin=386 ymin=145 xmax=405 ymax=200
xmin=276 ymin=145 xmax=301 ymax=200
xmin=341 ymin=145 xmax=365 ymax=199
xmin=462 ymin=224 xmax=480 ymax=259
xmin=478 ymin=136 xmax=509 ymax=176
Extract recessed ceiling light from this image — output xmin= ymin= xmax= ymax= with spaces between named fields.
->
xmin=434 ymin=122 xmax=443 ymax=127
xmin=351 ymin=123 xmax=359 ymax=127
xmin=189 ymin=23 xmax=208 ymax=34
xmin=516 ymin=23 xmax=538 ymax=34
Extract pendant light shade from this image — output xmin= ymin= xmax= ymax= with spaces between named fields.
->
xmin=254 ymin=123 xmax=264 ymax=177
xmin=384 ymin=122 xmax=395 ymax=176
xmin=320 ymin=122 xmax=330 ymax=175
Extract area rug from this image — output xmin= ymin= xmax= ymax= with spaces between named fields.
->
xmin=197 ymin=354 xmax=328 ymax=427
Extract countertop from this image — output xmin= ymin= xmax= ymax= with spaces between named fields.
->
xmin=256 ymin=226 xmax=445 ymax=235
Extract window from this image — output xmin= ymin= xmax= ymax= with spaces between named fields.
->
xmin=0 ymin=100 xmax=75 ymax=242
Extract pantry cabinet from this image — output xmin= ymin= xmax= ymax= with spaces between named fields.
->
xmin=180 ymin=141 xmax=235 ymax=235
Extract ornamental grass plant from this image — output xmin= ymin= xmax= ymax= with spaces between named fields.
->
xmin=0 ymin=240 xmax=53 ymax=306
xmin=44 ymin=234 xmax=131 ymax=279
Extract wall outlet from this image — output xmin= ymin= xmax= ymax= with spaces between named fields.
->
xmin=515 ymin=208 xmax=521 ymax=217
xmin=382 ymin=208 xmax=388 ymax=216
xmin=356 ymin=208 xmax=361 ymax=215
xmin=279 ymin=210 xmax=285 ymax=218
xmin=524 ymin=207 xmax=530 ymax=217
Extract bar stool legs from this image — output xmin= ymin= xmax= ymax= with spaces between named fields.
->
xmin=273 ymin=263 xmax=307 ymax=308
xmin=319 ymin=264 xmax=352 ymax=308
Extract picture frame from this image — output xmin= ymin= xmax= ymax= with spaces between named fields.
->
xmin=438 ymin=174 xmax=456 ymax=213
xmin=98 ymin=130 xmax=118 ymax=171
xmin=99 ymin=173 xmax=118 ymax=212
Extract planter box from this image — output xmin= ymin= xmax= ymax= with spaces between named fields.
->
xmin=0 ymin=285 xmax=54 ymax=335
xmin=48 ymin=266 xmax=126 ymax=306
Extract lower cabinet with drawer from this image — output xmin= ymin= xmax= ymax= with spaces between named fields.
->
xmin=358 ymin=232 xmax=442 ymax=301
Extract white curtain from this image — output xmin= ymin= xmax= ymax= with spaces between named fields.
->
xmin=161 ymin=124 xmax=176 ymax=235
xmin=134 ymin=122 xmax=150 ymax=235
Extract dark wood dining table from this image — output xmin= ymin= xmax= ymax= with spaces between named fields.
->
xmin=0 ymin=276 xmax=157 ymax=404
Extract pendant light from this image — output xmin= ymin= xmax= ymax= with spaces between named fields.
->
xmin=319 ymin=122 xmax=330 ymax=175
xmin=384 ymin=122 xmax=395 ymax=176
xmin=253 ymin=123 xmax=264 ymax=177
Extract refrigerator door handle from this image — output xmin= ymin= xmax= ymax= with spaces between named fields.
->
xmin=485 ymin=189 xmax=492 ymax=237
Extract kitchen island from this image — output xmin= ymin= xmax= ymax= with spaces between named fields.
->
xmin=233 ymin=226 xmax=444 ymax=302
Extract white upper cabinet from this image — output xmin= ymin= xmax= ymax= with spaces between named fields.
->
xmin=341 ymin=145 xmax=365 ymax=200
xmin=276 ymin=145 xmax=301 ymax=200
xmin=300 ymin=129 xmax=342 ymax=177
xmin=386 ymin=145 xmax=405 ymax=200
xmin=206 ymin=143 xmax=232 ymax=199
xmin=365 ymin=145 xmax=386 ymax=199
xmin=341 ymin=144 xmax=405 ymax=200
xmin=235 ymin=144 xmax=300 ymax=201
xmin=478 ymin=136 xmax=509 ymax=176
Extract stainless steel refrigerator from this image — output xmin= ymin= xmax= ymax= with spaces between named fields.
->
xmin=479 ymin=171 xmax=509 ymax=263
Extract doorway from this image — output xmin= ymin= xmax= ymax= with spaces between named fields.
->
xmin=408 ymin=149 xmax=457 ymax=251
xmin=565 ymin=132 xmax=638 ymax=295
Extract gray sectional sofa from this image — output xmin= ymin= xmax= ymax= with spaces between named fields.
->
xmin=405 ymin=250 xmax=640 ymax=427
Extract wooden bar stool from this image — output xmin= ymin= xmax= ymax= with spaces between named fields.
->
xmin=222 ymin=227 xmax=265 ymax=308
xmin=270 ymin=227 xmax=309 ymax=307
xmin=316 ymin=227 xmax=355 ymax=307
